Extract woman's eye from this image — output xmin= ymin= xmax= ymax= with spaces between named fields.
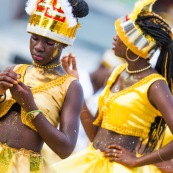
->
xmin=31 ymin=36 xmax=38 ymax=41
xmin=47 ymin=42 xmax=55 ymax=46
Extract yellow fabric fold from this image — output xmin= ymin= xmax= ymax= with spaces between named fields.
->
xmin=52 ymin=144 xmax=161 ymax=173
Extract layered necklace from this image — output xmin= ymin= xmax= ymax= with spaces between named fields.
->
xmin=32 ymin=61 xmax=62 ymax=69
xmin=126 ymin=64 xmax=152 ymax=74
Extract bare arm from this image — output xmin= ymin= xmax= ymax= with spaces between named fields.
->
xmin=80 ymin=68 xmax=113 ymax=141
xmin=80 ymin=102 xmax=98 ymax=141
xmin=33 ymin=80 xmax=84 ymax=159
xmin=61 ymin=53 xmax=99 ymax=141
xmin=10 ymin=80 xmax=84 ymax=159
xmin=135 ymin=80 xmax=173 ymax=165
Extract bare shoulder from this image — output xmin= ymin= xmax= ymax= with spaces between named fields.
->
xmin=148 ymin=79 xmax=172 ymax=108
xmin=62 ymin=79 xmax=84 ymax=112
xmin=69 ymin=79 xmax=83 ymax=89
xmin=149 ymin=79 xmax=170 ymax=93
xmin=67 ymin=79 xmax=84 ymax=96
xmin=149 ymin=79 xmax=170 ymax=96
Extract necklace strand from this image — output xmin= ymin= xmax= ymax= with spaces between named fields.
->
xmin=33 ymin=61 xmax=62 ymax=69
xmin=126 ymin=64 xmax=152 ymax=74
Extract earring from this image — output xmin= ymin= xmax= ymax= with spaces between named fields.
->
xmin=126 ymin=48 xmax=139 ymax=62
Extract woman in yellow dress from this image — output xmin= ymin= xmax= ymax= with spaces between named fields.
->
xmin=52 ymin=0 xmax=173 ymax=172
xmin=0 ymin=0 xmax=88 ymax=172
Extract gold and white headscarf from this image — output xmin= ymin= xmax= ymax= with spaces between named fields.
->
xmin=115 ymin=0 xmax=157 ymax=59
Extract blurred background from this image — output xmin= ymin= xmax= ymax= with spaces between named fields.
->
xmin=0 ymin=0 xmax=173 ymax=72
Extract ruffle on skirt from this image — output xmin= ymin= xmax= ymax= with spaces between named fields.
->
xmin=51 ymin=144 xmax=162 ymax=173
xmin=0 ymin=142 xmax=54 ymax=173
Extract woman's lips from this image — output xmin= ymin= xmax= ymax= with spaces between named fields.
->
xmin=33 ymin=55 xmax=44 ymax=61
xmin=112 ymin=43 xmax=116 ymax=50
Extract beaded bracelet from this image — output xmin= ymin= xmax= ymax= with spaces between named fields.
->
xmin=26 ymin=110 xmax=43 ymax=120
xmin=0 ymin=92 xmax=6 ymax=103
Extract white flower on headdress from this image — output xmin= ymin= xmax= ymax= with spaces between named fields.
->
xmin=25 ymin=0 xmax=77 ymax=28
xmin=25 ymin=0 xmax=37 ymax=15
xmin=59 ymin=0 xmax=77 ymax=27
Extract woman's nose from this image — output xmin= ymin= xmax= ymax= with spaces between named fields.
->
xmin=35 ymin=41 xmax=45 ymax=51
xmin=113 ymin=35 xmax=117 ymax=41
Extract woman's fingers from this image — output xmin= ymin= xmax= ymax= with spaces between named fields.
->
xmin=105 ymin=148 xmax=122 ymax=156
xmin=10 ymin=83 xmax=22 ymax=94
xmin=61 ymin=56 xmax=69 ymax=65
xmin=67 ymin=53 xmax=72 ymax=66
xmin=108 ymin=143 xmax=123 ymax=150
xmin=105 ymin=143 xmax=126 ymax=162
xmin=61 ymin=53 xmax=78 ymax=77
xmin=0 ymin=68 xmax=20 ymax=85
xmin=61 ymin=55 xmax=71 ymax=71
xmin=10 ymin=81 xmax=30 ymax=93
xmin=104 ymin=143 xmax=137 ymax=167
xmin=70 ymin=55 xmax=77 ymax=71
xmin=0 ymin=75 xmax=18 ymax=85
xmin=0 ymin=70 xmax=20 ymax=94
xmin=104 ymin=148 xmax=122 ymax=163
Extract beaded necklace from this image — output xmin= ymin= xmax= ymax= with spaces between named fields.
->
xmin=126 ymin=64 xmax=152 ymax=74
xmin=32 ymin=61 xmax=62 ymax=69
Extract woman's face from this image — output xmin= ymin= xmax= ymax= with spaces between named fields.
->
xmin=112 ymin=35 xmax=127 ymax=59
xmin=30 ymin=34 xmax=65 ymax=65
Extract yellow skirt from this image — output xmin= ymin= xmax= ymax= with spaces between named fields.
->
xmin=0 ymin=143 xmax=54 ymax=173
xmin=51 ymin=144 xmax=162 ymax=173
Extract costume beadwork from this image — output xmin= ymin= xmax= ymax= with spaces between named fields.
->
xmin=0 ymin=64 xmax=76 ymax=131
xmin=94 ymin=64 xmax=165 ymax=139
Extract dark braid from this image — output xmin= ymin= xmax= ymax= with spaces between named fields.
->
xmin=68 ymin=0 xmax=89 ymax=18
xmin=135 ymin=12 xmax=173 ymax=153
xmin=143 ymin=117 xmax=166 ymax=153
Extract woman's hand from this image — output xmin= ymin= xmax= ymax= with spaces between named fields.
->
xmin=0 ymin=67 xmax=20 ymax=94
xmin=61 ymin=53 xmax=79 ymax=79
xmin=104 ymin=143 xmax=138 ymax=168
xmin=10 ymin=82 xmax=37 ymax=112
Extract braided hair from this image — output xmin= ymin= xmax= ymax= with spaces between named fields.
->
xmin=135 ymin=12 xmax=173 ymax=153
xmin=68 ymin=0 xmax=89 ymax=18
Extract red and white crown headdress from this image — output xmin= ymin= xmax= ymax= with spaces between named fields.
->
xmin=25 ymin=0 xmax=80 ymax=45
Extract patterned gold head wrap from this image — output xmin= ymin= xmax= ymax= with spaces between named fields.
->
xmin=25 ymin=0 xmax=80 ymax=45
xmin=115 ymin=0 xmax=157 ymax=59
